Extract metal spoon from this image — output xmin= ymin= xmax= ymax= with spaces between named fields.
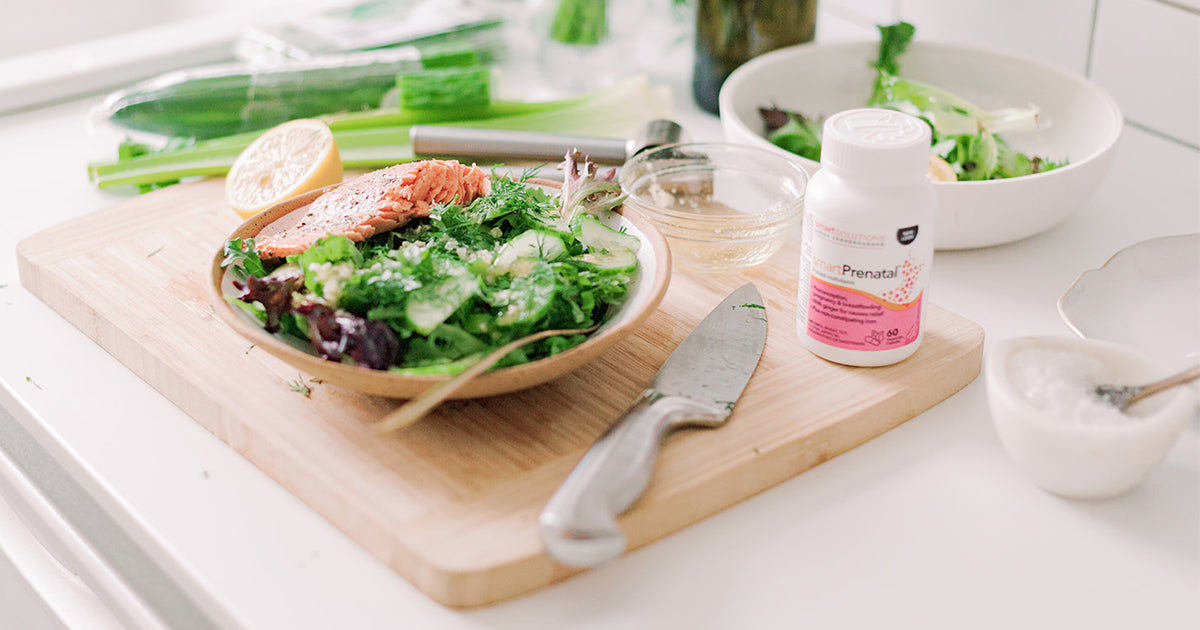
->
xmin=1093 ymin=364 xmax=1200 ymax=411
xmin=372 ymin=324 xmax=600 ymax=433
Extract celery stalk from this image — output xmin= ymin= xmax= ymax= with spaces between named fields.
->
xmin=88 ymin=76 xmax=672 ymax=190
xmin=550 ymin=0 xmax=609 ymax=45
xmin=325 ymin=98 xmax=584 ymax=131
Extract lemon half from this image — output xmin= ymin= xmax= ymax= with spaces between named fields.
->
xmin=927 ymin=154 xmax=957 ymax=182
xmin=225 ymin=119 xmax=343 ymax=219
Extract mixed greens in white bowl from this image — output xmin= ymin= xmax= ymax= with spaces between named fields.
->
xmin=719 ymin=23 xmax=1123 ymax=250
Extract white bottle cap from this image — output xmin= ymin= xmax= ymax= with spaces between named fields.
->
xmin=820 ymin=108 xmax=931 ymax=178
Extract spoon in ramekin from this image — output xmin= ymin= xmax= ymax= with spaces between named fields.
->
xmin=1094 ymin=364 xmax=1200 ymax=411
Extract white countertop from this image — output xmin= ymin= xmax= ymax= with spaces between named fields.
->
xmin=1 ymin=9 xmax=1198 ymax=630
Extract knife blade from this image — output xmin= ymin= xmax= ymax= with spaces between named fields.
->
xmin=539 ymin=283 xmax=768 ymax=567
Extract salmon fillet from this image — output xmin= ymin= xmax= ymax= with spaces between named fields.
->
xmin=254 ymin=160 xmax=491 ymax=259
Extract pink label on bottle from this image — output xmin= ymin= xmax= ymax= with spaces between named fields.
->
xmin=805 ymin=278 xmax=922 ymax=351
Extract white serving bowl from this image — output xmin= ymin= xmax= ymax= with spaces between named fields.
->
xmin=719 ymin=41 xmax=1124 ymax=250
xmin=985 ymin=336 xmax=1196 ymax=500
xmin=1059 ymin=233 xmax=1200 ymax=372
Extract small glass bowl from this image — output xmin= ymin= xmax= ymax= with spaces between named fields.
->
xmin=619 ymin=142 xmax=808 ymax=273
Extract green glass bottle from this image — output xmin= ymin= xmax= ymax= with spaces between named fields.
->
xmin=692 ymin=0 xmax=817 ymax=114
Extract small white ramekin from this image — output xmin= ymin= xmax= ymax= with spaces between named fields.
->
xmin=985 ymin=336 xmax=1196 ymax=499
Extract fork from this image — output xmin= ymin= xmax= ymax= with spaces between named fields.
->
xmin=372 ymin=324 xmax=600 ymax=432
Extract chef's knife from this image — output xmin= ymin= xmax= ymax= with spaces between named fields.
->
xmin=540 ymin=283 xmax=768 ymax=567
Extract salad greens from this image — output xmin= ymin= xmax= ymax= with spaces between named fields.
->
xmin=758 ymin=107 xmax=822 ymax=162
xmin=762 ymin=22 xmax=1066 ymax=180
xmin=221 ymin=154 xmax=639 ymax=374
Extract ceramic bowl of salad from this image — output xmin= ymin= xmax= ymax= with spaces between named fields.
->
xmin=208 ymin=159 xmax=671 ymax=400
xmin=718 ymin=23 xmax=1123 ymax=250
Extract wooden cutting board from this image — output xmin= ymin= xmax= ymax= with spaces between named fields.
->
xmin=17 ymin=178 xmax=984 ymax=607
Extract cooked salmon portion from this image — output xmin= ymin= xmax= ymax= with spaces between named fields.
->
xmin=255 ymin=160 xmax=491 ymax=259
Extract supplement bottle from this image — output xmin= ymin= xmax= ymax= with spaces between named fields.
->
xmin=796 ymin=108 xmax=936 ymax=366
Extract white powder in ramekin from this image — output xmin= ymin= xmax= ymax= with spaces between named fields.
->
xmin=1007 ymin=347 xmax=1139 ymax=426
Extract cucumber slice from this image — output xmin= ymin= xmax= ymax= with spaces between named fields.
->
xmin=575 ymin=248 xmax=639 ymax=271
xmin=405 ymin=273 xmax=479 ymax=335
xmin=577 ymin=214 xmax=640 ymax=255
xmin=492 ymin=229 xmax=568 ymax=270
xmin=495 ymin=266 xmax=558 ymax=327
xmin=574 ymin=214 xmax=640 ymax=271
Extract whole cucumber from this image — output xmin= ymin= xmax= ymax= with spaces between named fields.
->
xmin=101 ymin=48 xmax=477 ymax=140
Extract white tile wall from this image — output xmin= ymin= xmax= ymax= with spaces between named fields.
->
xmin=822 ymin=0 xmax=899 ymax=26
xmin=1091 ymin=0 xmax=1200 ymax=147
xmin=894 ymin=0 xmax=1097 ymax=75
xmin=815 ymin=7 xmax=882 ymax=42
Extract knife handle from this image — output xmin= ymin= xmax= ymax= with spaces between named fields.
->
xmin=410 ymin=125 xmax=628 ymax=164
xmin=539 ymin=391 xmax=727 ymax=567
